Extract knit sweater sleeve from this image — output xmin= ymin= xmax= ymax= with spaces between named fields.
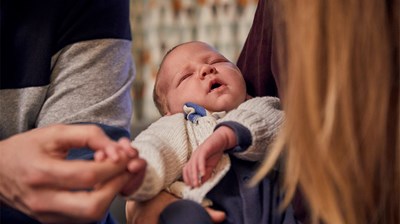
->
xmin=218 ymin=96 xmax=284 ymax=161
xmin=127 ymin=114 xmax=190 ymax=201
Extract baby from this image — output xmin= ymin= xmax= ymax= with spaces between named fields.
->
xmin=97 ymin=41 xmax=285 ymax=223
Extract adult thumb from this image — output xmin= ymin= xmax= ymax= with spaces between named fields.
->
xmin=205 ymin=207 xmax=226 ymax=223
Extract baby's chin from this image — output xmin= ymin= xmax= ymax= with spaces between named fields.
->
xmin=206 ymin=102 xmax=242 ymax=113
xmin=217 ymin=97 xmax=245 ymax=111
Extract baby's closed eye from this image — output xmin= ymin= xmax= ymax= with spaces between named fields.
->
xmin=178 ymin=73 xmax=193 ymax=85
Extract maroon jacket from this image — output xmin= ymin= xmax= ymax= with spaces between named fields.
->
xmin=237 ymin=0 xmax=282 ymax=98
xmin=236 ymin=0 xmax=308 ymax=222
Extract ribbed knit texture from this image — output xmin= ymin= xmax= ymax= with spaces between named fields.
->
xmin=128 ymin=97 xmax=284 ymax=203
xmin=221 ymin=97 xmax=284 ymax=161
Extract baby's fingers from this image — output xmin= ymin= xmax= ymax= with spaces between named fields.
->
xmin=104 ymin=145 xmax=123 ymax=162
xmin=93 ymin=146 xmax=123 ymax=162
xmin=201 ymin=167 xmax=214 ymax=183
xmin=183 ymin=164 xmax=191 ymax=186
xmin=188 ymin=157 xmax=204 ymax=187
xmin=183 ymin=161 xmax=198 ymax=187
xmin=118 ymin=138 xmax=137 ymax=158
xmin=197 ymin=156 xmax=206 ymax=182
xmin=94 ymin=151 xmax=106 ymax=161
xmin=102 ymin=138 xmax=138 ymax=163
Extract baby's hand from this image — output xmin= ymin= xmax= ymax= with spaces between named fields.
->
xmin=94 ymin=138 xmax=146 ymax=196
xmin=183 ymin=126 xmax=237 ymax=188
xmin=94 ymin=137 xmax=136 ymax=162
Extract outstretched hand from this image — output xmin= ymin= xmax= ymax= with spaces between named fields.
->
xmin=183 ymin=126 xmax=237 ymax=188
xmin=0 ymin=124 xmax=146 ymax=224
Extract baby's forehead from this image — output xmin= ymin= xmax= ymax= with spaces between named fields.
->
xmin=170 ymin=42 xmax=217 ymax=57
xmin=158 ymin=42 xmax=219 ymax=78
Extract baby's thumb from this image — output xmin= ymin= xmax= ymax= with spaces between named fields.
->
xmin=200 ymin=167 xmax=214 ymax=184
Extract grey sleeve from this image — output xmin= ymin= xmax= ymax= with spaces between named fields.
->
xmin=36 ymin=39 xmax=135 ymax=131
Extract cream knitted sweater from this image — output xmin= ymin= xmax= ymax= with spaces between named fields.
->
xmin=128 ymin=97 xmax=284 ymax=204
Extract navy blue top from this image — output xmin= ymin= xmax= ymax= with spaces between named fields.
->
xmin=1 ymin=0 xmax=131 ymax=89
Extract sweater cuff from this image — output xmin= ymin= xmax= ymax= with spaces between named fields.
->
xmin=215 ymin=121 xmax=252 ymax=153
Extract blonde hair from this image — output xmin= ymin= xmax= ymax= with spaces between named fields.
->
xmin=252 ymin=0 xmax=399 ymax=223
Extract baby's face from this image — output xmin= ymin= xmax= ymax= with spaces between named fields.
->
xmin=158 ymin=41 xmax=246 ymax=114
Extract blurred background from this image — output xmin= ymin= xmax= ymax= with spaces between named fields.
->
xmin=111 ymin=0 xmax=258 ymax=223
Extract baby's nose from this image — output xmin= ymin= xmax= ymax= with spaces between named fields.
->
xmin=200 ymin=65 xmax=216 ymax=78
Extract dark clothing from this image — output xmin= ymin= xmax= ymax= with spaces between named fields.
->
xmin=237 ymin=0 xmax=282 ymax=98
xmin=237 ymin=0 xmax=309 ymax=222
xmin=159 ymin=200 xmax=213 ymax=224
xmin=0 ymin=204 xmax=116 ymax=224
xmin=159 ymin=156 xmax=297 ymax=224
xmin=0 ymin=0 xmax=133 ymax=223
xmin=206 ymin=156 xmax=296 ymax=224
xmin=1 ymin=0 xmax=131 ymax=90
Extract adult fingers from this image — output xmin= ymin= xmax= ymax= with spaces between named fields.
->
xmin=98 ymin=138 xmax=138 ymax=163
xmin=120 ymin=164 xmax=145 ymax=196
xmin=126 ymin=191 xmax=179 ymax=224
xmin=205 ymin=207 xmax=226 ymax=223
xmin=118 ymin=137 xmax=138 ymax=158
xmin=30 ymin=212 xmax=94 ymax=224
xmin=121 ymin=158 xmax=147 ymax=196
xmin=94 ymin=150 xmax=106 ymax=161
xmin=127 ymin=157 xmax=147 ymax=174
xmin=39 ymin=124 xmax=121 ymax=154
xmin=30 ymin=158 xmax=129 ymax=190
xmin=120 ymin=171 xmax=146 ymax=197
xmin=31 ymin=172 xmax=131 ymax=223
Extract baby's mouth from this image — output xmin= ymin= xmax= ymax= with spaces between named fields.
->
xmin=211 ymin=83 xmax=222 ymax=90
xmin=209 ymin=80 xmax=225 ymax=93
xmin=208 ymin=77 xmax=227 ymax=93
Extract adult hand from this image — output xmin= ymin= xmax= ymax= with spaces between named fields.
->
xmin=126 ymin=191 xmax=226 ymax=224
xmin=126 ymin=191 xmax=178 ymax=224
xmin=94 ymin=137 xmax=147 ymax=197
xmin=183 ymin=126 xmax=237 ymax=187
xmin=0 ymin=124 xmax=146 ymax=224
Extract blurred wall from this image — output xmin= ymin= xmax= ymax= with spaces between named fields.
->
xmin=129 ymin=0 xmax=258 ymax=125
